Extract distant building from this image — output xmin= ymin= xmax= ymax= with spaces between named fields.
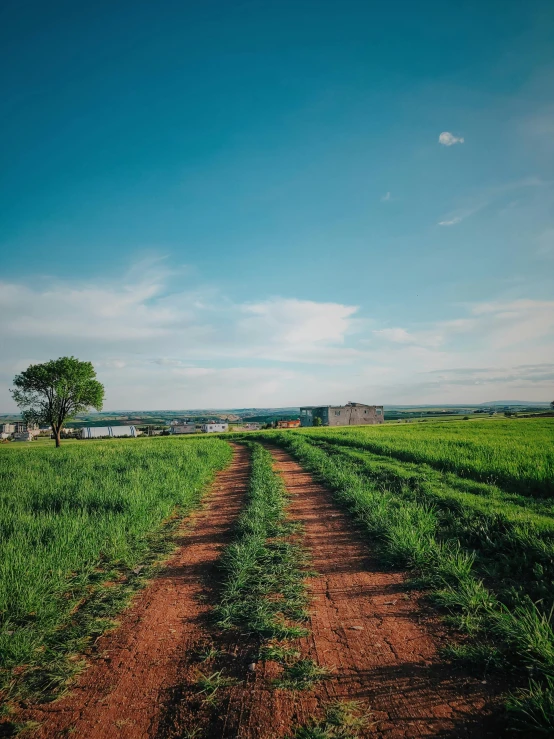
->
xmin=170 ymin=424 xmax=197 ymax=435
xmin=201 ymin=423 xmax=229 ymax=433
xmin=300 ymin=402 xmax=384 ymax=427
xmin=12 ymin=422 xmax=38 ymax=433
xmin=13 ymin=431 xmax=34 ymax=441
xmin=0 ymin=423 xmax=15 ymax=434
xmin=81 ymin=426 xmax=138 ymax=439
xmin=276 ymin=419 xmax=301 ymax=429
xmin=243 ymin=422 xmax=261 ymax=431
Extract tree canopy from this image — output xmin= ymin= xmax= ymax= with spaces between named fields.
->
xmin=11 ymin=357 xmax=104 ymax=446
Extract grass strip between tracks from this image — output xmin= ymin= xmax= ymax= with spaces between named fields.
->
xmin=259 ymin=431 xmax=554 ymax=735
xmin=215 ymin=442 xmax=323 ymax=689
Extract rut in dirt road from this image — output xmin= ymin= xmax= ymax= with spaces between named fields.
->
xmin=19 ymin=443 xmax=250 ymax=739
xmin=264 ymin=444 xmax=502 ymax=738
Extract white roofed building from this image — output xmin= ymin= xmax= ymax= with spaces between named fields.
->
xmin=81 ymin=426 xmax=138 ymax=439
xmin=200 ymin=423 xmax=228 ymax=433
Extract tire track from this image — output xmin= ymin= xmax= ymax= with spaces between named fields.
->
xmin=266 ymin=444 xmax=503 ymax=738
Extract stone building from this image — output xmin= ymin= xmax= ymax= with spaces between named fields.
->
xmin=299 ymin=402 xmax=384 ymax=427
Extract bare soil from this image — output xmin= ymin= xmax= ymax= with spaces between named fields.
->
xmin=17 ymin=443 xmax=250 ymax=739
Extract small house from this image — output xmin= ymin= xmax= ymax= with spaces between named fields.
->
xmin=170 ymin=424 xmax=197 ymax=435
xmin=276 ymin=419 xmax=301 ymax=429
xmin=201 ymin=423 xmax=229 ymax=433
xmin=13 ymin=431 xmax=34 ymax=442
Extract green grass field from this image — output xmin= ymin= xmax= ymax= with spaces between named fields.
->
xmin=0 ymin=436 xmax=231 ymax=701
xmin=3 ymin=419 xmax=554 ymax=732
xmin=297 ymin=418 xmax=554 ymax=497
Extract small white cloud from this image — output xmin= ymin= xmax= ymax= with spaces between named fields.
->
xmin=438 ymin=216 xmax=462 ymax=226
xmin=439 ymin=131 xmax=465 ymax=146
xmin=381 ymin=192 xmax=391 ymax=202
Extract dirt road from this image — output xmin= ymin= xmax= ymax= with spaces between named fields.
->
xmin=263 ymin=445 xmax=502 ymax=737
xmin=17 ymin=441 xmax=502 ymax=738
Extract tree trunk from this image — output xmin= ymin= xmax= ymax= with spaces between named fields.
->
xmin=54 ymin=427 xmax=61 ymax=447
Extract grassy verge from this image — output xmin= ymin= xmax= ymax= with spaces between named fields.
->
xmin=321 ymin=442 xmax=554 ymax=609
xmin=0 ymin=437 xmax=231 ymax=707
xmin=260 ymin=431 xmax=554 ymax=734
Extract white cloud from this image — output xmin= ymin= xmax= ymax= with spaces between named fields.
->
xmin=0 ymin=271 xmax=362 ymax=366
xmin=438 ymin=216 xmax=463 ymax=227
xmin=237 ymin=299 xmax=361 ymax=363
xmin=381 ymin=191 xmax=391 ymax=202
xmin=439 ymin=131 xmax=465 ymax=146
xmin=1 ymin=265 xmax=553 ymax=409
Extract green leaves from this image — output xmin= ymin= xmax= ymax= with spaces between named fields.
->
xmin=11 ymin=357 xmax=105 ymax=444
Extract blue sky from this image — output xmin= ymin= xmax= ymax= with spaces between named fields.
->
xmin=1 ymin=0 xmax=553 ymax=409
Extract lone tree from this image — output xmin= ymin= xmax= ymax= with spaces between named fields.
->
xmin=11 ymin=357 xmax=104 ymax=447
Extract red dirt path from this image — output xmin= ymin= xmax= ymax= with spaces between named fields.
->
xmin=166 ymin=445 xmax=503 ymax=738
xmin=18 ymin=443 xmax=249 ymax=739
xmin=231 ymin=445 xmax=502 ymax=738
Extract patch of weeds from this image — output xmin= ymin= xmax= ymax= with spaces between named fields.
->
xmin=195 ymin=643 xmax=225 ymax=662
xmin=181 ymin=729 xmax=203 ymax=739
xmin=274 ymin=659 xmax=331 ymax=690
xmin=440 ymin=642 xmax=506 ymax=672
xmin=259 ymin=643 xmax=301 ymax=663
xmin=506 ymin=677 xmax=554 ymax=735
xmin=289 ymin=700 xmax=370 ymax=738
xmin=195 ymin=670 xmax=238 ymax=706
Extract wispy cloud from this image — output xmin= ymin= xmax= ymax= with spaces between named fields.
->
xmin=381 ymin=191 xmax=391 ymax=202
xmin=437 ymin=177 xmax=548 ymax=227
xmin=0 ymin=270 xmax=364 ymax=369
xmin=439 ymin=131 xmax=465 ymax=146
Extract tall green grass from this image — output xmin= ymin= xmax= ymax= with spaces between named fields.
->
xmin=216 ymin=442 xmax=309 ymax=639
xmin=300 ymin=418 xmax=554 ymax=497
xmin=0 ymin=436 xmax=231 ymax=700
xmin=320 ymin=442 xmax=554 ymax=608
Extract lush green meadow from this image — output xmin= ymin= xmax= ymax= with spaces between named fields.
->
xmin=300 ymin=418 xmax=554 ymax=497
xmin=258 ymin=418 xmax=554 ymax=733
xmin=0 ymin=436 xmax=231 ymax=700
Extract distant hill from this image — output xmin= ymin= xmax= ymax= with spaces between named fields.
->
xmin=480 ymin=401 xmax=551 ymax=407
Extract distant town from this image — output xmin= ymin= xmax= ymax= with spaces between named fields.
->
xmin=1 ymin=401 xmax=551 ymax=441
